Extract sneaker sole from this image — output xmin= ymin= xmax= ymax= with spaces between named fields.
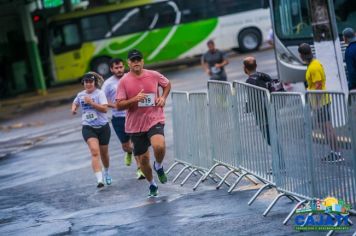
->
xmin=97 ymin=183 xmax=104 ymax=188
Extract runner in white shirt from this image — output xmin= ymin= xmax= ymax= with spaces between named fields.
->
xmin=102 ymin=58 xmax=145 ymax=180
xmin=72 ymin=72 xmax=112 ymax=188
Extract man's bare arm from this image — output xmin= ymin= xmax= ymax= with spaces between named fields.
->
xmin=116 ymin=89 xmax=146 ymax=110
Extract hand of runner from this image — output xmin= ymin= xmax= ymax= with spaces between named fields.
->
xmin=84 ymin=96 xmax=93 ymax=105
xmin=135 ymin=89 xmax=146 ymax=102
xmin=155 ymin=96 xmax=166 ymax=107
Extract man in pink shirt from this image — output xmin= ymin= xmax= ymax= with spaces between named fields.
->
xmin=116 ymin=49 xmax=171 ymax=197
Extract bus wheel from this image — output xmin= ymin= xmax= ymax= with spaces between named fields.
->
xmin=91 ymin=57 xmax=111 ymax=78
xmin=238 ymin=28 xmax=261 ymax=52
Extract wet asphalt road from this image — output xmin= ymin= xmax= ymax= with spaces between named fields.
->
xmin=1 ymin=48 xmax=355 ymax=235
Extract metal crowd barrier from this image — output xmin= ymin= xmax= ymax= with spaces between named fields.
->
xmin=169 ymin=91 xmax=221 ymax=187
xmin=265 ymin=92 xmax=313 ymax=224
xmin=230 ymin=81 xmax=275 ymax=199
xmin=193 ymin=81 xmax=245 ymax=191
xmin=349 ymin=92 xmax=356 ymax=212
xmin=170 ymin=86 xmax=356 ymax=231
xmin=168 ymin=92 xmax=191 ymax=178
xmin=306 ymin=91 xmax=356 ymax=211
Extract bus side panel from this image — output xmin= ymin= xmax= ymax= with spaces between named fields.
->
xmin=151 ymin=18 xmax=218 ymax=61
xmin=92 ymin=18 xmax=218 ymax=64
xmin=53 ymin=43 xmax=95 ymax=83
xmin=218 ymin=9 xmax=271 ymax=49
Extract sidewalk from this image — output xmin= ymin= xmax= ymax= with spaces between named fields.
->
xmin=0 ymin=83 xmax=82 ymax=121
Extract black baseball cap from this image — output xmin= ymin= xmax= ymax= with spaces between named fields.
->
xmin=127 ymin=49 xmax=143 ymax=60
xmin=82 ymin=73 xmax=96 ymax=81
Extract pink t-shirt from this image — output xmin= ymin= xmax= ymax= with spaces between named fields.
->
xmin=116 ymin=69 xmax=170 ymax=133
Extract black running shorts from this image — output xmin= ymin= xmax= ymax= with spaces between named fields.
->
xmin=130 ymin=123 xmax=165 ymax=156
xmin=82 ymin=123 xmax=111 ymax=145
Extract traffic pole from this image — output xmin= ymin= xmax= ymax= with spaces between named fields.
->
xmin=19 ymin=3 xmax=47 ymax=95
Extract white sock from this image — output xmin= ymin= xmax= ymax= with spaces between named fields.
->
xmin=104 ymin=168 xmax=109 ymax=176
xmin=154 ymin=161 xmax=162 ymax=170
xmin=149 ymin=179 xmax=157 ymax=186
xmin=95 ymin=171 xmax=103 ymax=183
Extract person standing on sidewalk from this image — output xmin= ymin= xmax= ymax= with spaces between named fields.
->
xmin=298 ymin=43 xmax=343 ymax=162
xmin=342 ymin=27 xmax=356 ymax=91
xmin=116 ymin=49 xmax=171 ymax=197
xmin=102 ymin=58 xmax=145 ymax=180
xmin=201 ymin=39 xmax=229 ymax=81
xmin=71 ymin=72 xmax=112 ymax=188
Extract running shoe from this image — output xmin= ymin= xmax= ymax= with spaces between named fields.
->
xmin=136 ymin=168 xmax=146 ymax=180
xmin=148 ymin=184 xmax=158 ymax=197
xmin=105 ymin=174 xmax=112 ymax=185
xmin=97 ymin=182 xmax=104 ymax=188
xmin=125 ymin=152 xmax=132 ymax=166
xmin=321 ymin=152 xmax=345 ymax=163
xmin=154 ymin=161 xmax=167 ymax=184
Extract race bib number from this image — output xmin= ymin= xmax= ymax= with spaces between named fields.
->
xmin=138 ymin=93 xmax=155 ymax=107
xmin=82 ymin=111 xmax=98 ymax=122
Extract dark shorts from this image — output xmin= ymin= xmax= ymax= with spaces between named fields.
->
xmin=314 ymin=104 xmax=331 ymax=123
xmin=82 ymin=123 xmax=111 ymax=145
xmin=111 ymin=116 xmax=130 ymax=144
xmin=130 ymin=123 xmax=165 ymax=156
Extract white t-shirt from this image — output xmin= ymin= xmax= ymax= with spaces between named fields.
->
xmin=102 ymin=75 xmax=126 ymax=117
xmin=73 ymin=89 xmax=109 ymax=126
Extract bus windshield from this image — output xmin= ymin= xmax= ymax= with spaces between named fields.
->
xmin=272 ymin=0 xmax=356 ymax=40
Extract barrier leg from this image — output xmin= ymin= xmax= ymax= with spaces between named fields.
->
xmin=227 ymin=172 xmax=249 ymax=193
xmin=231 ymin=169 xmax=260 ymax=185
xmin=301 ymin=212 xmax=313 ymax=226
xmin=180 ymin=168 xmax=199 ymax=186
xmin=216 ymin=169 xmax=238 ymax=190
xmin=245 ymin=175 xmax=260 ymax=185
xmin=248 ymin=183 xmax=272 ymax=206
xmin=193 ymin=162 xmax=220 ymax=191
xmin=209 ymin=172 xmax=231 ymax=186
xmin=263 ymin=192 xmax=286 ymax=216
xmin=166 ymin=161 xmax=184 ymax=175
xmin=283 ymin=200 xmax=307 ymax=225
xmin=172 ymin=166 xmax=190 ymax=183
xmin=326 ymin=213 xmax=353 ymax=236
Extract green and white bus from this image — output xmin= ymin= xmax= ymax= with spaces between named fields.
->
xmin=48 ymin=0 xmax=271 ymax=82
xmin=269 ymin=0 xmax=356 ymax=88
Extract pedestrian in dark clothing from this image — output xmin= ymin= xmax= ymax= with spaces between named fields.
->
xmin=343 ymin=27 xmax=356 ymax=91
xmin=201 ymin=39 xmax=229 ymax=81
xmin=243 ymin=56 xmax=274 ymax=145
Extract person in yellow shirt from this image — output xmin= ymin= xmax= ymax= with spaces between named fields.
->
xmin=298 ymin=43 xmax=343 ymax=162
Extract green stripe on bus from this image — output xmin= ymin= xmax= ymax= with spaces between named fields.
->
xmin=94 ymin=18 xmax=218 ymax=63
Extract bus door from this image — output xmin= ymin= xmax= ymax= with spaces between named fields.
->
xmin=50 ymin=22 xmax=85 ymax=82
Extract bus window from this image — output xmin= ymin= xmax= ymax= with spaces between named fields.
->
xmin=50 ymin=23 xmax=80 ymax=54
xmin=334 ymin=0 xmax=356 ymax=34
xmin=215 ymin=0 xmax=263 ymax=16
xmin=81 ymin=15 xmax=109 ymax=41
xmin=109 ymin=8 xmax=147 ymax=37
xmin=178 ymin=0 xmax=216 ymax=23
xmin=144 ymin=2 xmax=177 ymax=29
xmin=274 ymin=0 xmax=312 ymax=39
